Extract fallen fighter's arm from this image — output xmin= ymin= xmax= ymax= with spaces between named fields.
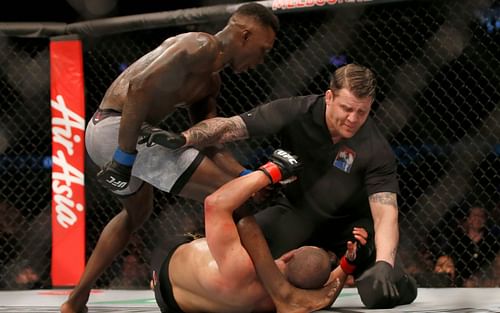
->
xmin=204 ymin=149 xmax=301 ymax=281
xmin=208 ymin=149 xmax=337 ymax=312
xmin=323 ymin=227 xmax=368 ymax=301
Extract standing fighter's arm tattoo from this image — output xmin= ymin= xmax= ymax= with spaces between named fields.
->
xmin=182 ymin=116 xmax=249 ymax=147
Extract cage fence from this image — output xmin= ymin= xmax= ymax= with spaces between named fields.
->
xmin=0 ymin=0 xmax=499 ymax=289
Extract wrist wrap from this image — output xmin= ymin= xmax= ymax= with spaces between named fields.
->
xmin=113 ymin=148 xmax=137 ymax=166
xmin=258 ymin=162 xmax=282 ymax=184
xmin=340 ymin=256 xmax=356 ymax=275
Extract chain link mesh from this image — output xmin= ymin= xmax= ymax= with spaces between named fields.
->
xmin=0 ymin=0 xmax=499 ymax=290
xmin=0 ymin=37 xmax=52 ymax=289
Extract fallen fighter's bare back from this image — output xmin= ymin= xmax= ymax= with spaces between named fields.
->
xmin=167 ymin=237 xmax=338 ymax=313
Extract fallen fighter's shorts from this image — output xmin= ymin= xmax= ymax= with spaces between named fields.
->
xmin=152 ymin=235 xmax=193 ymax=313
xmin=85 ymin=109 xmax=203 ymax=196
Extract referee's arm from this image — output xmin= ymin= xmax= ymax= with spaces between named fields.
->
xmin=368 ymin=192 xmax=399 ymax=267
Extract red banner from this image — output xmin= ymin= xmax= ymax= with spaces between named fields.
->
xmin=50 ymin=37 xmax=86 ymax=286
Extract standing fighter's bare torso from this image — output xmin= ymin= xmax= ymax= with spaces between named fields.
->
xmin=99 ymin=32 xmax=223 ymax=125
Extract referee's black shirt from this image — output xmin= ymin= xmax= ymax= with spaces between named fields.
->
xmin=240 ymin=94 xmax=399 ymax=225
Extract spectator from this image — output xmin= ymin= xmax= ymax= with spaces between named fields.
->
xmin=109 ymin=254 xmax=150 ymax=289
xmin=485 ymin=251 xmax=500 ymax=287
xmin=110 ymin=235 xmax=150 ymax=289
xmin=403 ymin=245 xmax=455 ymax=288
xmin=9 ymin=261 xmax=42 ymax=290
xmin=432 ymin=255 xmax=456 ymax=287
xmin=0 ymin=199 xmax=24 ymax=289
xmin=412 ymin=253 xmax=456 ymax=287
xmin=4 ymin=204 xmax=52 ymax=289
xmin=435 ymin=205 xmax=500 ymax=285
xmin=463 ymin=251 xmax=500 ymax=287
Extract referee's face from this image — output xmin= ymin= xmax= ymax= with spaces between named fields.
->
xmin=325 ymin=88 xmax=372 ymax=142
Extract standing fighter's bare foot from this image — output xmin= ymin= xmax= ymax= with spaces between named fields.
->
xmin=60 ymin=301 xmax=88 ymax=313
xmin=60 ymin=292 xmax=89 ymax=313
xmin=273 ymin=278 xmax=340 ymax=313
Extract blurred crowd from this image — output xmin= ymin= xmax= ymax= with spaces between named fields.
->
xmin=400 ymin=204 xmax=500 ymax=288
xmin=1 ymin=196 xmax=499 ymax=290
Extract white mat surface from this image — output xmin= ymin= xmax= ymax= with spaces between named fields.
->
xmin=0 ymin=288 xmax=499 ymax=312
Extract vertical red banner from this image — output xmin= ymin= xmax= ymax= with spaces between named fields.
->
xmin=50 ymin=36 xmax=86 ymax=286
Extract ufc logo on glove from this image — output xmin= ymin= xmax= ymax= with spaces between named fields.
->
xmin=275 ymin=150 xmax=298 ymax=165
xmin=106 ymin=176 xmax=127 ymax=189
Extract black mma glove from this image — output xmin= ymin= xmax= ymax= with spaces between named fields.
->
xmin=356 ymin=261 xmax=399 ymax=300
xmin=340 ymin=228 xmax=370 ymax=275
xmin=96 ymin=148 xmax=136 ymax=191
xmin=258 ymin=149 xmax=302 ymax=184
xmin=351 ymin=236 xmax=374 ymax=267
xmin=139 ymin=126 xmax=186 ymax=149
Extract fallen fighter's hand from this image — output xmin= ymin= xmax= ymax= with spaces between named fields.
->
xmin=139 ymin=126 xmax=186 ymax=149
xmin=273 ymin=278 xmax=340 ymax=313
xmin=339 ymin=227 xmax=368 ymax=275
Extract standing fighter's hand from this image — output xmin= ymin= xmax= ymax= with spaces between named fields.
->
xmin=96 ymin=148 xmax=136 ymax=191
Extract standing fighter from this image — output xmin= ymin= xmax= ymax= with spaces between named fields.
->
xmin=61 ymin=3 xmax=279 ymax=313
xmin=147 ymin=64 xmax=418 ymax=309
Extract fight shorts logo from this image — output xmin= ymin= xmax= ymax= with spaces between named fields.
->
xmin=333 ymin=146 xmax=356 ymax=173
